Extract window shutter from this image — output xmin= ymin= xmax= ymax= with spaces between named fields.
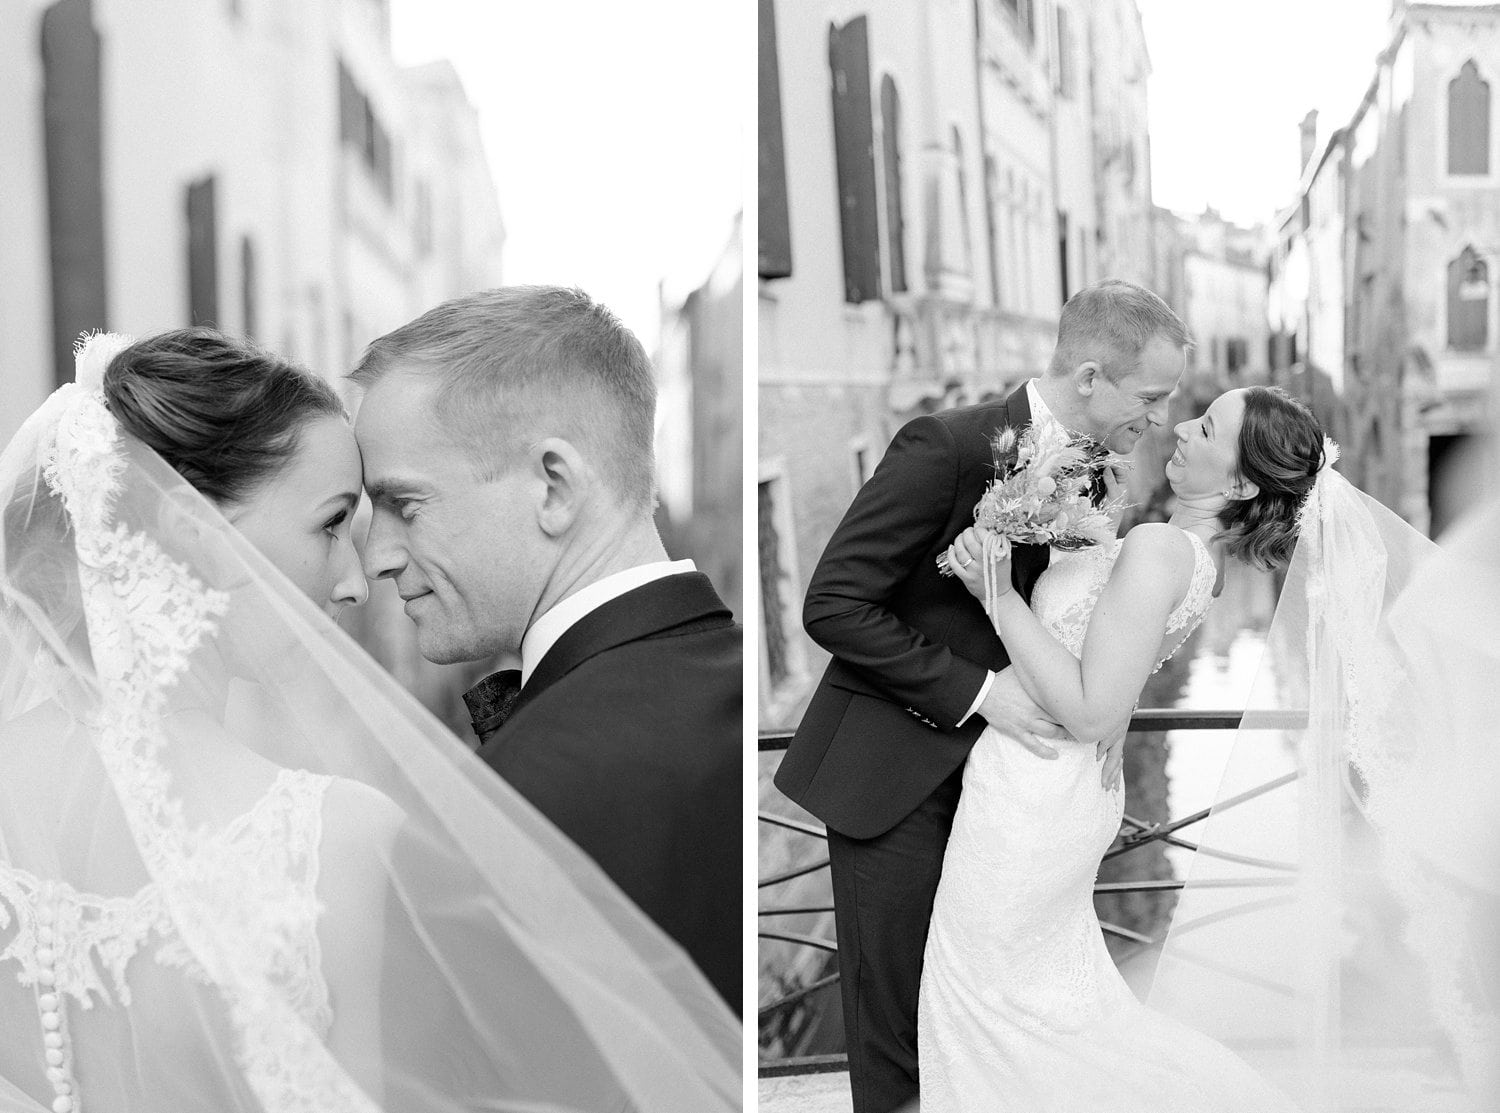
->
xmin=186 ymin=176 xmax=219 ymax=328
xmin=829 ymin=16 xmax=881 ymax=304
xmin=41 ymin=0 xmax=109 ymax=389
xmin=759 ymin=0 xmax=793 ymax=280
xmin=880 ymin=75 xmax=907 ymax=294
xmin=240 ymin=236 xmax=256 ymax=340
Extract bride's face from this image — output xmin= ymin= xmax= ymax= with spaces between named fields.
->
xmin=225 ymin=415 xmax=369 ymax=619
xmin=1165 ymin=388 xmax=1250 ymax=503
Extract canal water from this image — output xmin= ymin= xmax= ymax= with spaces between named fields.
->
xmin=757 ymin=559 xmax=1283 ymax=1059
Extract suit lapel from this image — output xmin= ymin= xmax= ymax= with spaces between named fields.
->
xmin=998 ymin=380 xmax=1051 ymax=594
xmin=1002 ymin=380 xmax=1033 ymax=432
xmin=509 ymin=572 xmax=733 ymax=719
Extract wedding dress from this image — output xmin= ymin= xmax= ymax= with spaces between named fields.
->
xmin=918 ymin=528 xmax=1299 ymax=1111
xmin=0 ymin=335 xmax=740 ymax=1112
xmin=0 ymin=769 xmax=337 ymax=1109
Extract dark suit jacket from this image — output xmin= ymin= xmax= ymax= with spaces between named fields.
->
xmin=775 ymin=385 xmax=1050 ymax=840
xmin=474 ymin=572 xmax=741 ymax=1012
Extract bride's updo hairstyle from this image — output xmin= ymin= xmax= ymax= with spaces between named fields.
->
xmin=1217 ymin=386 xmax=1326 ymax=570
xmin=100 ymin=328 xmax=344 ymax=504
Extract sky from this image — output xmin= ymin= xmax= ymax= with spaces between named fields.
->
xmin=1136 ymin=0 xmax=1395 ymax=227
xmin=388 ymin=0 xmax=746 ymax=352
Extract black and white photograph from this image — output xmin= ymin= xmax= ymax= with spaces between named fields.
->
xmin=757 ymin=1 xmax=1499 ymax=1111
xmin=0 ymin=1 xmax=743 ymax=1110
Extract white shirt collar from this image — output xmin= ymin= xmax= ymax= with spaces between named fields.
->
xmin=520 ymin=559 xmax=697 ymax=684
xmin=1025 ymin=378 xmax=1061 ymax=431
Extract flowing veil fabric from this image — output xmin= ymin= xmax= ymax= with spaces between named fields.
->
xmin=0 ymin=336 xmax=741 ymax=1112
xmin=1141 ymin=451 xmax=1498 ymax=1112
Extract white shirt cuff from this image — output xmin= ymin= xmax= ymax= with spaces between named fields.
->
xmin=956 ymin=670 xmax=998 ymax=728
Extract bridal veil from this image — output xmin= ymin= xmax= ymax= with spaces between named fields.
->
xmin=1144 ymin=449 xmax=1498 ymax=1111
xmin=0 ymin=336 xmax=740 ymax=1112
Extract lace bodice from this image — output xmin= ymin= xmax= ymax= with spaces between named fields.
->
xmin=0 ymin=767 xmax=333 ymax=1106
xmin=1031 ymin=528 xmax=1217 ymax=672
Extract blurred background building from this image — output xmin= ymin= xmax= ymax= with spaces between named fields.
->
xmin=0 ymin=0 xmax=504 ymax=440
xmin=1268 ymin=0 xmax=1499 ymax=538
xmin=657 ymin=218 xmax=744 ymax=619
xmin=758 ymin=0 xmax=1155 ymax=727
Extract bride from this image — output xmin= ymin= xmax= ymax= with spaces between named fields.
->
xmin=0 ymin=331 xmax=739 ymax=1112
xmin=921 ymin=384 xmax=1496 ymax=1111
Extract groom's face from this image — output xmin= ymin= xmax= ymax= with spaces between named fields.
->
xmin=354 ymin=370 xmax=545 ymax=665
xmin=1082 ymin=333 xmax=1185 ymax=454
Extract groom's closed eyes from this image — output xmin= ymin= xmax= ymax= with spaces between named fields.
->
xmin=366 ymin=479 xmax=428 ymax=521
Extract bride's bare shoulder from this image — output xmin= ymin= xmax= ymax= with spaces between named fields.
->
xmin=1119 ymin=522 xmax=1196 ymax=560
xmin=1114 ymin=523 xmax=1197 ymax=593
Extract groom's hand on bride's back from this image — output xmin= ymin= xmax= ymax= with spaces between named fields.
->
xmin=979 ymin=668 xmax=1066 ymax=759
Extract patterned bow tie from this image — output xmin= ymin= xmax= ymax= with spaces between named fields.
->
xmin=1084 ymin=442 xmax=1110 ymax=506
xmin=462 ymin=669 xmax=523 ymax=747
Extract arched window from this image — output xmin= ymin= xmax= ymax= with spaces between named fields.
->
xmin=1447 ymin=246 xmax=1489 ymax=350
xmin=880 ymin=75 xmax=907 ymax=294
xmin=1448 ymin=60 xmax=1491 ymax=175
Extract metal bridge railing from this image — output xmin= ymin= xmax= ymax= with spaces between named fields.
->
xmin=757 ymin=708 xmax=1305 ymax=1077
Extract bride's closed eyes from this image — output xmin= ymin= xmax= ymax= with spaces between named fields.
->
xmin=229 ymin=416 xmax=370 ymax=614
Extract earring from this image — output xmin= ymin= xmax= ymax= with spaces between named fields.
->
xmin=1221 ymin=489 xmax=1234 ymax=498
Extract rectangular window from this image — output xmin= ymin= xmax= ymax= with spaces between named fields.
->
xmin=1226 ymin=337 xmax=1247 ymax=373
xmin=337 ymin=58 xmax=393 ymax=203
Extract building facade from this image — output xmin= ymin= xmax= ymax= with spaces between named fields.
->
xmin=1269 ymin=1 xmax=1500 ymax=534
xmin=1155 ymin=206 xmax=1272 ymax=390
xmin=757 ymin=0 xmax=1155 ymax=727
xmin=0 ymin=0 xmax=504 ymax=721
xmin=656 ymin=218 xmax=744 ymax=621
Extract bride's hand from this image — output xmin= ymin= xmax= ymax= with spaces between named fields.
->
xmin=946 ymin=528 xmax=1012 ymax=603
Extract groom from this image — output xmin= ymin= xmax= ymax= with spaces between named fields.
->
xmin=350 ymin=286 xmax=740 ymax=1011
xmin=777 ymin=279 xmax=1189 ymax=1113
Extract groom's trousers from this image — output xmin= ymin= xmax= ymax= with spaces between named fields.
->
xmin=825 ymin=765 xmax=963 ymax=1113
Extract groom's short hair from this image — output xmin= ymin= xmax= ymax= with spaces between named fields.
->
xmin=350 ymin=286 xmax=657 ymax=509
xmin=1047 ymin=279 xmax=1191 ymax=383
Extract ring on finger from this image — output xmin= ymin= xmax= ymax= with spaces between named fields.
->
xmin=956 ymin=553 xmax=974 ymax=568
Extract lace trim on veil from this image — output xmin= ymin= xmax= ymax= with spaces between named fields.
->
xmin=32 ymin=368 xmax=373 ymax=1111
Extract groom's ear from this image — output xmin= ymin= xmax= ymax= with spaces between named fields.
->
xmin=1072 ymin=361 xmax=1103 ymax=396
xmin=531 ymin=437 xmax=590 ymax=538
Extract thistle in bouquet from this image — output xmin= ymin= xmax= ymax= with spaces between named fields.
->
xmin=936 ymin=421 xmax=1126 ymax=596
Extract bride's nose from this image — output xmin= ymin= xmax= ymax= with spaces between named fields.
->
xmin=332 ymin=538 xmax=370 ymax=609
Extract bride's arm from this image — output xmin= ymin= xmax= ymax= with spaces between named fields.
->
xmin=948 ymin=523 xmax=1193 ymax=744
